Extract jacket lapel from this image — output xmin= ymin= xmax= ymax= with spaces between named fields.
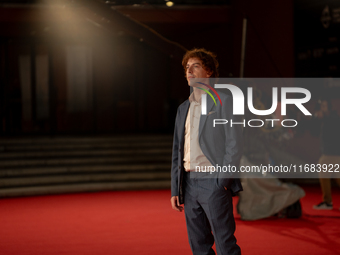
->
xmin=199 ymin=94 xmax=215 ymax=137
xmin=179 ymin=100 xmax=190 ymax=143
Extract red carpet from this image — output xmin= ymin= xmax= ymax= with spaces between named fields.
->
xmin=0 ymin=186 xmax=339 ymax=255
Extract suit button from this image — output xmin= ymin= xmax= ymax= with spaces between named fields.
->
xmin=178 ymin=166 xmax=180 ymax=169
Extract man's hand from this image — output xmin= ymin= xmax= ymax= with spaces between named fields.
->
xmin=171 ymin=196 xmax=183 ymax=212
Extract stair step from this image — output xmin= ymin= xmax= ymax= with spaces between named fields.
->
xmin=0 ymin=142 xmax=172 ymax=152
xmin=0 ymin=148 xmax=172 ymax=159
xmin=0 ymin=164 xmax=170 ymax=177
xmin=0 ymin=135 xmax=173 ymax=145
xmin=0 ymin=135 xmax=174 ymax=197
xmin=0 ymin=155 xmax=171 ymax=168
xmin=0 ymin=172 xmax=170 ymax=188
xmin=0 ymin=180 xmax=171 ymax=198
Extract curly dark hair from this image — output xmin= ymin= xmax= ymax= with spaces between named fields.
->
xmin=182 ymin=48 xmax=219 ymax=78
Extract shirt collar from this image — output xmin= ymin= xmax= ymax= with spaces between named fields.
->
xmin=189 ymin=89 xmax=209 ymax=105
xmin=189 ymin=92 xmax=198 ymax=104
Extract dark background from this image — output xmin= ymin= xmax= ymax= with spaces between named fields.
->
xmin=0 ymin=0 xmax=340 ymax=161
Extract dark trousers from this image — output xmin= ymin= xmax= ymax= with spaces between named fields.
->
xmin=183 ymin=171 xmax=241 ymax=255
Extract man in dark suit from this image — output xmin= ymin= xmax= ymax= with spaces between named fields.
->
xmin=170 ymin=48 xmax=243 ymax=255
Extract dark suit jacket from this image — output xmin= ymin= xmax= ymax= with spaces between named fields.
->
xmin=171 ymin=90 xmax=243 ymax=204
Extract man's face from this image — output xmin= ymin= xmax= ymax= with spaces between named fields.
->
xmin=186 ymin=57 xmax=211 ymax=85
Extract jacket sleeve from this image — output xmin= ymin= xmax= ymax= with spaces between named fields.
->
xmin=219 ymin=95 xmax=244 ymax=186
xmin=171 ymin=107 xmax=181 ymax=197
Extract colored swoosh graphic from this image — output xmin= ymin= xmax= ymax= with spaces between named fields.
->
xmin=197 ymin=87 xmax=217 ymax=106
xmin=197 ymin=82 xmax=222 ymax=106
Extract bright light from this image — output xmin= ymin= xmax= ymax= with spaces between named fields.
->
xmin=166 ymin=1 xmax=174 ymax=7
